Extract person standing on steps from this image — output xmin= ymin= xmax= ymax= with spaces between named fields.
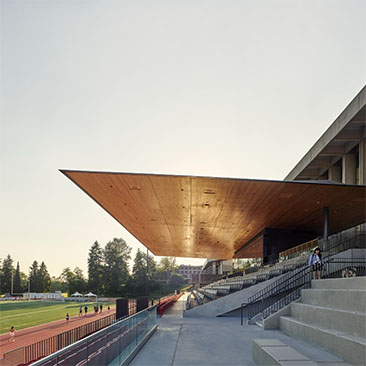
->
xmin=308 ymin=247 xmax=325 ymax=280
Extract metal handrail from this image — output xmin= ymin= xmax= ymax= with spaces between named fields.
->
xmin=240 ymin=253 xmax=366 ymax=325
xmin=246 ymin=231 xmax=364 ymax=307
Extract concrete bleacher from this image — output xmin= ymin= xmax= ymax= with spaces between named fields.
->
xmin=252 ymin=339 xmax=321 ymax=366
xmin=279 ymin=277 xmax=366 ymax=366
xmin=190 ymin=253 xmax=309 ymax=305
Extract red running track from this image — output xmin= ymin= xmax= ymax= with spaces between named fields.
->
xmin=0 ymin=310 xmax=116 ymax=358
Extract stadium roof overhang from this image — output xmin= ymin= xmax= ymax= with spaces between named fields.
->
xmin=61 ymin=170 xmax=366 ymax=259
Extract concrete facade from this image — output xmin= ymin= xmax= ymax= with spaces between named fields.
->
xmin=328 ymin=164 xmax=342 ymax=182
xmin=285 ymin=86 xmax=366 ymax=185
xmin=200 ymin=259 xmax=232 ymax=276
xmin=177 ymin=265 xmax=202 ymax=283
xmin=342 ymin=153 xmax=357 ymax=184
xmin=360 ymin=137 xmax=366 ymax=184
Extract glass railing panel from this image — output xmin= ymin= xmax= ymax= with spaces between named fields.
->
xmin=87 ymin=329 xmax=107 ymax=366
xmin=31 ymin=306 xmax=157 ymax=366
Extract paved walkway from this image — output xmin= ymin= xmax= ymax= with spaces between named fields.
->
xmin=130 ymin=294 xmax=348 ymax=366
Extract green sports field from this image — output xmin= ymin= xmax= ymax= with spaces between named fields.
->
xmin=0 ymin=300 xmax=115 ymax=334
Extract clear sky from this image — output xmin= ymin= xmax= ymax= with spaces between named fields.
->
xmin=1 ymin=0 xmax=365 ymax=277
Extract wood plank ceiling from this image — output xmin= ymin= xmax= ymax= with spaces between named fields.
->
xmin=61 ymin=170 xmax=366 ymax=259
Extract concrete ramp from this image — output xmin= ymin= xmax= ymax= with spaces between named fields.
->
xmin=184 ymin=274 xmax=286 ymax=318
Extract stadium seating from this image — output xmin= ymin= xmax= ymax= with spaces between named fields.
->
xmin=190 ymin=253 xmax=309 ymax=306
xmin=279 ymin=277 xmax=366 ymax=365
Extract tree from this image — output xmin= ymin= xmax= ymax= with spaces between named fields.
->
xmin=168 ymin=273 xmax=185 ymax=291
xmin=20 ymin=271 xmax=28 ymax=293
xmin=132 ymin=249 xmax=146 ymax=289
xmin=29 ymin=260 xmax=42 ymax=292
xmin=131 ymin=249 xmax=157 ymax=295
xmin=39 ymin=262 xmax=51 ymax=292
xmin=60 ymin=267 xmax=75 ymax=295
xmin=73 ymin=267 xmax=87 ymax=294
xmin=0 ymin=255 xmax=14 ymax=294
xmin=50 ymin=276 xmax=66 ymax=292
xmin=88 ymin=241 xmax=104 ymax=294
xmin=103 ymin=238 xmax=131 ymax=296
xmin=13 ymin=262 xmax=22 ymax=294
xmin=158 ymin=257 xmax=178 ymax=274
xmin=60 ymin=267 xmax=87 ymax=296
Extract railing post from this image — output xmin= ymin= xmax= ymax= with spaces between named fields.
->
xmin=86 ymin=339 xmax=89 ymax=366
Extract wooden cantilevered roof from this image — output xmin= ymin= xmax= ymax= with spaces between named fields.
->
xmin=61 ymin=170 xmax=366 ymax=259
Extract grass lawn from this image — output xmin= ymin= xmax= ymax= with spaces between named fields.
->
xmin=0 ymin=300 xmax=115 ymax=334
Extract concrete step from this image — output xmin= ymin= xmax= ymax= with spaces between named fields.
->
xmin=252 ymin=338 xmax=319 ymax=365
xmin=300 ymin=289 xmax=366 ymax=312
xmin=290 ymin=302 xmax=366 ymax=338
xmin=311 ymin=277 xmax=366 ymax=290
xmin=280 ymin=316 xmax=366 ymax=366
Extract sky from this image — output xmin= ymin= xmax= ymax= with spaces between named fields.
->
xmin=1 ymin=0 xmax=365 ymax=277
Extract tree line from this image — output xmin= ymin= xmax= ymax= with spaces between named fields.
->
xmin=0 ymin=238 xmax=185 ymax=297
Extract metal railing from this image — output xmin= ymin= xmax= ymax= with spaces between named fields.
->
xmin=24 ymin=299 xmax=138 ymax=365
xmin=320 ymin=230 xmax=366 ymax=256
xmin=240 ymin=257 xmax=366 ymax=325
xmin=24 ymin=313 xmax=117 ymax=364
xmin=279 ymin=239 xmax=318 ymax=260
xmin=241 ymin=230 xmax=365 ymax=322
xmin=30 ymin=305 xmax=157 ymax=366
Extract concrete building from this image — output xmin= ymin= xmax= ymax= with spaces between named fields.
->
xmin=285 ymin=86 xmax=366 ymax=185
xmin=200 ymin=259 xmax=232 ymax=276
xmin=177 ymin=265 xmax=202 ymax=282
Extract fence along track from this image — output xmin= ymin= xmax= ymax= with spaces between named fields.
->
xmin=24 ymin=313 xmax=117 ymax=364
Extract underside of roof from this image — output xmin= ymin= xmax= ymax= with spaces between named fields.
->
xmin=61 ymin=170 xmax=366 ymax=259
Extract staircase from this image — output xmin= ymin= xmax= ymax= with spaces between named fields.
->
xmin=279 ymin=277 xmax=366 ymax=365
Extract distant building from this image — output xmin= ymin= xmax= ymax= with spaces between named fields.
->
xmin=200 ymin=259 xmax=232 ymax=276
xmin=177 ymin=264 xmax=202 ymax=282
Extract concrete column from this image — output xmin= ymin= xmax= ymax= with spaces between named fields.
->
xmin=218 ymin=261 xmax=223 ymax=275
xmin=360 ymin=138 xmax=366 ymax=185
xmin=328 ymin=165 xmax=342 ymax=182
xmin=342 ymin=153 xmax=357 ymax=184
xmin=323 ymin=207 xmax=329 ymax=240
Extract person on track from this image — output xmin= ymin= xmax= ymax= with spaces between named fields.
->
xmin=84 ymin=305 xmax=88 ymax=316
xmin=100 ymin=304 xmax=103 ymax=313
xmin=79 ymin=306 xmax=82 ymax=316
xmin=9 ymin=326 xmax=15 ymax=342
xmin=66 ymin=313 xmax=70 ymax=322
